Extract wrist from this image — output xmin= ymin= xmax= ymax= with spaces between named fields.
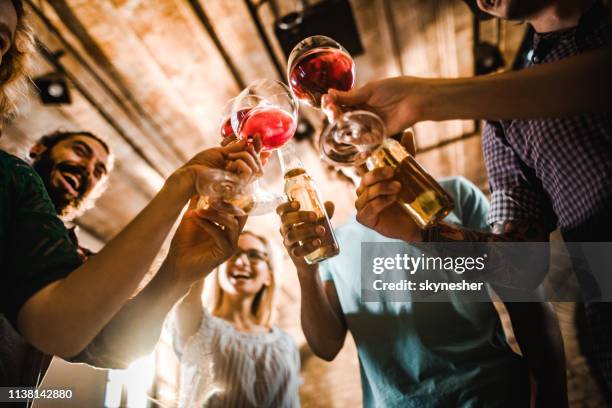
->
xmin=296 ymin=264 xmax=320 ymax=281
xmin=423 ymin=78 xmax=469 ymax=122
xmin=157 ymin=256 xmax=194 ymax=296
xmin=405 ymin=77 xmax=442 ymax=122
xmin=164 ymin=168 xmax=195 ymax=204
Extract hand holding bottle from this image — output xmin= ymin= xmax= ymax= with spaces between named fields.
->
xmin=277 ymin=201 xmax=336 ymax=272
xmin=355 ymin=131 xmax=428 ymax=242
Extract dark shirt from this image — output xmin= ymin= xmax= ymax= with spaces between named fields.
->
xmin=483 ymin=2 xmax=612 ymax=240
xmin=0 ymin=150 xmax=82 ymax=389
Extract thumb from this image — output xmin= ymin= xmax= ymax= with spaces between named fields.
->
xmin=400 ymin=129 xmax=417 ymax=156
xmin=324 ymin=201 xmax=335 ymax=219
xmin=327 ymin=86 xmax=369 ymax=107
xmin=188 ymin=195 xmax=201 ymax=211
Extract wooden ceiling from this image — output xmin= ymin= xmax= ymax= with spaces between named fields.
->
xmin=0 ymin=0 xmax=525 ymax=243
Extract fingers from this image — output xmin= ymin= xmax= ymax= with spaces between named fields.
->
xmin=284 ymin=222 xmax=326 ymax=247
xmin=251 ymin=134 xmax=263 ymax=154
xmin=225 ymin=145 xmax=263 ymax=179
xmin=355 ymin=163 xmax=369 ymax=177
xmin=321 ymin=94 xmax=344 ymax=123
xmin=356 ymin=166 xmax=395 ymax=194
xmin=276 ymin=200 xmax=325 ymax=259
xmin=192 ymin=209 xmax=240 ymax=251
xmin=188 ymin=195 xmax=201 ymax=211
xmin=354 ymin=166 xmax=401 ymax=226
xmin=290 ymin=239 xmax=323 ymax=258
xmin=324 ymin=201 xmax=335 ymax=219
xmin=220 ymin=138 xmax=249 ymax=154
xmin=401 ymin=129 xmax=417 ymax=156
xmin=221 ymin=135 xmax=237 ymax=146
xmin=355 ymin=179 xmax=402 ymax=211
xmin=327 ymin=86 xmax=369 ymax=108
xmin=356 ymin=195 xmax=396 ymax=227
xmin=281 ymin=210 xmax=317 ymax=229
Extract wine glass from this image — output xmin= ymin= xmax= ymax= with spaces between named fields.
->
xmin=287 ymin=35 xmax=355 ymax=109
xmin=195 ymin=98 xmax=254 ymax=216
xmin=231 ymin=79 xmax=299 ymax=151
xmin=196 ymin=80 xmax=297 ymax=215
xmin=288 ymin=36 xmax=454 ymax=228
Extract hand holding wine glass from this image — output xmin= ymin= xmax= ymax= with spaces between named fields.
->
xmin=170 ymin=139 xmax=262 ymax=201
xmin=323 ymin=76 xmax=432 ymax=136
xmin=197 ymin=80 xmax=299 ymax=216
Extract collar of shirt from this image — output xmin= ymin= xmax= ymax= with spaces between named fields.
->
xmin=530 ymin=1 xmax=608 ymax=64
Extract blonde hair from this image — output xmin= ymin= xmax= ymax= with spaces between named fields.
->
xmin=208 ymin=231 xmax=279 ymax=327
xmin=0 ymin=2 xmax=34 ymax=126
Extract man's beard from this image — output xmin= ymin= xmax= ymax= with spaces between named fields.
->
xmin=32 ymin=150 xmax=90 ymax=218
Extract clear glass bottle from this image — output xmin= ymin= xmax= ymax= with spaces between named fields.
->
xmin=279 ymin=143 xmax=340 ymax=264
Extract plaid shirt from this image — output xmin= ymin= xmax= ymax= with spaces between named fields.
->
xmin=483 ymin=2 xmax=612 ymax=236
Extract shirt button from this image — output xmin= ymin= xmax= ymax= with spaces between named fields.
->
xmin=532 ymin=55 xmax=540 ymax=64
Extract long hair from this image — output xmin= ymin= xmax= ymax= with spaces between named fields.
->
xmin=207 ymin=230 xmax=280 ymax=327
xmin=0 ymin=0 xmax=34 ymax=126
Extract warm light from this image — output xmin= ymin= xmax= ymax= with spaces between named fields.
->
xmin=104 ymin=354 xmax=156 ymax=408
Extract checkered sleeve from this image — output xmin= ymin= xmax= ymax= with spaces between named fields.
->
xmin=482 ymin=121 xmax=556 ymax=231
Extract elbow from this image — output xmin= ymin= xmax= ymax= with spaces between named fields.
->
xmin=310 ymin=345 xmax=340 ymax=362
xmin=306 ymin=338 xmax=343 ymax=362
xmin=317 ymin=350 xmax=340 ymax=362
xmin=28 ymin=334 xmax=90 ymax=360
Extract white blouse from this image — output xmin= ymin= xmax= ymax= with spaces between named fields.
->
xmin=174 ymin=310 xmax=301 ymax=408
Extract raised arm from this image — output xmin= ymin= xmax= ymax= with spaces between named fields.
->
xmin=70 ymin=208 xmax=240 ymax=368
xmin=17 ymin=141 xmax=260 ymax=358
xmin=174 ymin=279 xmax=206 ymax=355
xmin=325 ymin=48 xmax=612 ymax=135
xmin=277 ymin=201 xmax=347 ymax=361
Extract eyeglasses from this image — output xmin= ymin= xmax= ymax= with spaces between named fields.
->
xmin=232 ymin=248 xmax=268 ymax=263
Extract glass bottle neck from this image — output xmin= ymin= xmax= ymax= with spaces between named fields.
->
xmin=278 ymin=141 xmax=304 ymax=174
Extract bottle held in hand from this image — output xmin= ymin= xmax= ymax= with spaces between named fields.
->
xmin=366 ymin=138 xmax=454 ymax=228
xmin=279 ymin=143 xmax=340 ymax=264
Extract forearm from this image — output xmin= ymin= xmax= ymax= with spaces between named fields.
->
xmin=420 ymin=221 xmax=549 ymax=290
xmin=70 ymin=259 xmax=195 ymax=368
xmin=505 ymin=302 xmax=568 ymax=408
xmin=424 ymin=49 xmax=612 ymax=122
xmin=173 ymin=279 xmax=205 ymax=352
xmin=18 ymin=179 xmax=191 ymax=357
xmin=297 ymin=268 xmax=346 ymax=361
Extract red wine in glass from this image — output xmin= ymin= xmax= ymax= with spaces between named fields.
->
xmin=221 ymin=108 xmax=251 ymax=139
xmin=289 ymin=48 xmax=355 ymax=108
xmin=238 ymin=106 xmax=297 ymax=150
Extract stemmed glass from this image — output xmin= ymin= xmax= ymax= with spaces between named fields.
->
xmin=196 ymin=80 xmax=298 ymax=216
xmin=230 ymin=79 xmax=299 ymax=151
xmin=287 ymin=35 xmax=454 ymax=228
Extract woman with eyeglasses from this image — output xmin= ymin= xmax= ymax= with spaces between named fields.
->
xmin=173 ymin=230 xmax=301 ymax=407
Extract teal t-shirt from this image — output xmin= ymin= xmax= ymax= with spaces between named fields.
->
xmin=319 ymin=177 xmax=530 ymax=408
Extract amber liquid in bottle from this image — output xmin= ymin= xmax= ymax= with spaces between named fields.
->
xmin=366 ymin=139 xmax=454 ymax=228
xmin=284 ymin=168 xmax=340 ymax=264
